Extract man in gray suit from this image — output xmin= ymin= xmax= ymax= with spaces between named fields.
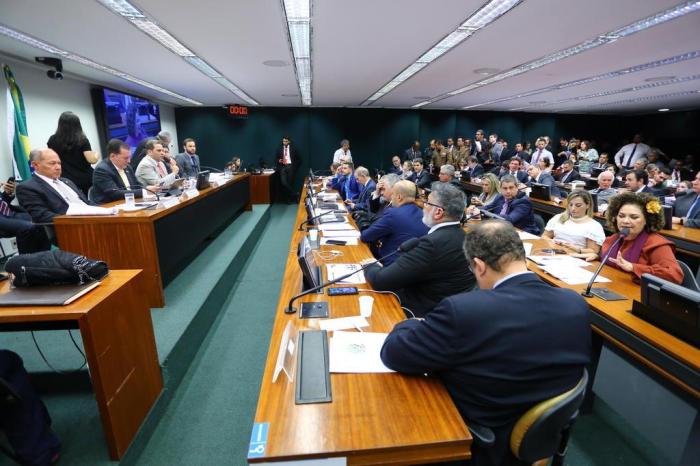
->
xmin=174 ymin=138 xmax=200 ymax=178
xmin=525 ymin=164 xmax=559 ymax=197
xmin=672 ymin=171 xmax=700 ymax=228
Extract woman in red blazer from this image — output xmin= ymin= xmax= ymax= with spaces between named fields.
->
xmin=583 ymin=192 xmax=682 ymax=284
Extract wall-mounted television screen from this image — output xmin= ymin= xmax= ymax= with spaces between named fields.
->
xmin=92 ymin=87 xmax=161 ymax=154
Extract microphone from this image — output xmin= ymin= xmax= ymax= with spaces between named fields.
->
xmin=199 ymin=165 xmax=223 ymax=173
xmin=297 ymin=210 xmax=339 ymax=231
xmin=103 ymin=185 xmax=159 ymax=201
xmin=582 ymin=227 xmax=630 ymax=298
xmin=284 ymin=237 xmax=421 ymax=314
xmin=129 ymin=184 xmax=161 ymax=201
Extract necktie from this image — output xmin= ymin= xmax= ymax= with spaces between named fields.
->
xmin=118 ymin=169 xmax=131 ymax=189
xmin=624 ymin=144 xmax=637 ymax=168
xmin=157 ymin=162 xmax=167 ymax=177
xmin=53 ymin=180 xmax=85 ymax=205
xmin=499 ymin=200 xmax=510 ymax=216
xmin=687 ymin=195 xmax=700 ymax=220
xmin=533 ymin=149 xmax=542 ymax=164
xmin=190 ymin=155 xmax=198 ymax=172
xmin=284 ymin=147 xmax=289 ymax=164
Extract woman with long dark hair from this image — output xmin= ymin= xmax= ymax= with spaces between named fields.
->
xmin=47 ymin=111 xmax=99 ymax=195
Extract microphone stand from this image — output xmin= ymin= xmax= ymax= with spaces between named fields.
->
xmin=298 ymin=210 xmax=339 ymax=231
xmin=581 ymin=228 xmax=629 ymax=299
xmin=199 ymin=166 xmax=223 ymax=173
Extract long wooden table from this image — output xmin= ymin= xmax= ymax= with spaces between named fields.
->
xmin=0 ymin=270 xmax=162 ymax=460
xmin=250 ymin=187 xmax=471 ymax=464
xmin=460 ymin=180 xmax=700 ymax=257
xmin=54 ymin=174 xmax=251 ymax=307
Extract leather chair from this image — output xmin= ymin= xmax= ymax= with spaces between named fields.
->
xmin=469 ymin=369 xmax=588 ymax=466
xmin=533 ymin=214 xmax=545 ymax=236
xmin=677 ymin=260 xmax=700 ymax=292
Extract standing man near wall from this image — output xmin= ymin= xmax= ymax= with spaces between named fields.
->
xmin=276 ymin=136 xmax=300 ymax=203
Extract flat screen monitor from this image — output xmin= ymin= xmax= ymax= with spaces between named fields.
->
xmin=196 ymin=170 xmax=211 ymax=190
xmin=304 ymin=198 xmax=316 ymax=226
xmin=591 ymin=168 xmax=604 ymax=178
xmin=530 ymin=183 xmax=551 ymax=201
xmin=634 ymin=273 xmax=700 ymax=347
xmin=92 ymin=87 xmax=162 ymax=155
xmin=297 ymin=236 xmax=321 ymax=291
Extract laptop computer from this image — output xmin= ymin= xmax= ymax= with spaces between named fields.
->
xmin=529 ymin=183 xmax=551 ymax=201
xmin=196 ymin=170 xmax=211 ymax=190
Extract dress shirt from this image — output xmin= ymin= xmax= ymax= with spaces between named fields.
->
xmin=333 ymin=149 xmax=352 ymax=164
xmin=282 ymin=145 xmax=292 ymax=165
xmin=35 ymin=173 xmax=86 ymax=205
xmin=427 ymin=220 xmax=460 ymax=235
xmin=492 ymin=271 xmax=535 ymax=289
xmin=614 ymin=142 xmax=650 ymax=168
xmin=531 ymin=149 xmax=554 ymax=166
xmin=112 ymin=162 xmax=131 ymax=189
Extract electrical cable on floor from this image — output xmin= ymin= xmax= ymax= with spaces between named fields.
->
xmin=31 ymin=330 xmax=87 ymax=374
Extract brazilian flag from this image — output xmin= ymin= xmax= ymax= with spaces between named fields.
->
xmin=3 ymin=64 xmax=32 ymax=181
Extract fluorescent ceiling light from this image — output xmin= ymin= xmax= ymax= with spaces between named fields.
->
xmin=587 ymin=90 xmax=700 ymax=109
xmin=283 ymin=0 xmax=313 ymax=105
xmin=96 ymin=0 xmax=257 ymax=104
xmin=412 ymin=101 xmax=432 ymax=108
xmin=658 ymin=108 xmax=670 ymax=111
xmin=0 ymin=24 xmax=202 ymax=105
xmin=362 ymin=0 xmax=523 ymax=105
xmin=428 ymin=1 xmax=700 ymax=107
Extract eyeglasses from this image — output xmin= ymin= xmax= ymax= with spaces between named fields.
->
xmin=424 ymin=200 xmax=444 ymax=210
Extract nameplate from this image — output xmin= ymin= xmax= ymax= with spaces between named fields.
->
xmin=158 ymin=197 xmax=180 ymax=209
xmin=181 ymin=188 xmax=200 ymax=200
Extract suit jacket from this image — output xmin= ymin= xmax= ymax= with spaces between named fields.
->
xmin=481 ymin=193 xmax=505 ymax=214
xmin=515 ymin=150 xmax=531 ymax=163
xmin=380 ymin=273 xmax=590 ymax=464
xmin=387 ymin=166 xmax=403 ymax=176
xmin=136 ymin=156 xmax=179 ymax=188
xmin=673 ymin=193 xmax=700 ymax=228
xmin=276 ymin=145 xmax=301 ymax=168
xmin=352 ymin=179 xmax=377 ymax=211
xmin=501 ymin=193 xmax=540 ymax=235
xmin=365 ymin=224 xmax=476 ymax=317
xmin=411 ymin=170 xmax=432 ymax=190
xmin=601 ymin=233 xmax=683 ymax=284
xmin=16 ymin=175 xmax=92 ymax=225
xmin=91 ymin=159 xmax=141 ymax=204
xmin=465 ymin=164 xmax=484 ymax=179
xmin=360 ymin=203 xmax=428 ymax=266
xmin=528 ymin=172 xmax=560 ymax=197
xmin=174 ymin=153 xmax=200 ymax=178
xmin=404 ymin=148 xmax=422 ymax=161
xmin=500 ymin=171 xmax=528 ymax=183
xmin=558 ymin=169 xmax=581 ymax=183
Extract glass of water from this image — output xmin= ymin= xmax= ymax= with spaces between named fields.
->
xmin=124 ymin=192 xmax=135 ymax=208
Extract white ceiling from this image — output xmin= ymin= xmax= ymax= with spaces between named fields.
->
xmin=1 ymin=0 xmax=699 ymax=113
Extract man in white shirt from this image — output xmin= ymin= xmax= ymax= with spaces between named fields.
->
xmin=135 ymin=140 xmax=180 ymax=189
xmin=614 ymin=134 xmax=650 ymax=171
xmin=333 ymin=139 xmax=352 ymax=164
xmin=529 ymin=138 xmax=554 ymax=167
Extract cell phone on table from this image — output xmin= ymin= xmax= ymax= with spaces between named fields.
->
xmin=540 ymin=248 xmax=567 ymax=255
xmin=327 ymin=286 xmax=358 ymax=296
xmin=325 ymin=239 xmax=347 ymax=245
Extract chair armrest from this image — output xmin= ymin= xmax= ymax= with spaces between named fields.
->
xmin=468 ymin=422 xmax=496 ymax=447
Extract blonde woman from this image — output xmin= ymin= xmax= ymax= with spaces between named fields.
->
xmin=543 ymin=191 xmax=605 ymax=254
xmin=467 ymin=173 xmax=503 ymax=215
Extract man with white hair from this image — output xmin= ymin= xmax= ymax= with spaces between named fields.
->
xmin=588 ymin=170 xmax=618 ymax=207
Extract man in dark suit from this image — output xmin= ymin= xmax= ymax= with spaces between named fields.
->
xmin=623 ymin=169 xmax=652 ymax=194
xmin=92 ymin=139 xmax=142 ymax=204
xmin=409 ymin=159 xmax=432 ymax=190
xmin=381 ymin=220 xmax=590 ymax=466
xmin=360 ymin=180 xmax=427 ymax=266
xmin=672 ymin=170 xmax=700 ymax=228
xmin=464 ymin=156 xmax=484 ymax=179
xmin=387 ymin=155 xmax=403 ymax=176
xmin=0 ymin=177 xmax=50 ymax=254
xmin=346 ymin=166 xmax=376 ymax=212
xmin=513 ymin=142 xmax=530 ymax=163
xmin=404 ymin=141 xmax=421 ymax=162
xmin=499 ymin=157 xmax=528 ymax=183
xmin=174 ymin=138 xmax=200 ymax=178
xmin=16 ymin=149 xmax=94 ymax=243
xmin=276 ymin=136 xmax=301 ymax=203
xmin=365 ymin=183 xmax=475 ymax=317
xmin=130 ymin=130 xmax=172 ymax=171
xmin=526 ymin=164 xmax=560 ymax=198
xmin=557 ymin=160 xmax=581 ymax=184
xmin=368 ymin=173 xmax=400 ymax=216
xmin=489 ymin=175 xmax=540 ymax=235
xmin=0 ymin=350 xmax=62 ymax=465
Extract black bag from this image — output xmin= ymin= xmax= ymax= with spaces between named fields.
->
xmin=5 ymin=250 xmax=109 ymax=287
xmin=351 ymin=210 xmax=377 ymax=231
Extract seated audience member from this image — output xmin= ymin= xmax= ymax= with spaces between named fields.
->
xmin=633 ymin=157 xmax=648 ymax=172
xmin=475 ymin=176 xmax=539 ymax=234
xmin=526 ymin=164 xmax=559 ymax=197
xmin=16 ymin=149 xmax=95 ymax=242
xmin=135 ymin=140 xmax=180 ymax=189
xmin=380 ymin=220 xmax=590 ymax=466
xmin=329 ymin=162 xmax=360 ymax=201
xmin=467 ymin=173 xmax=503 ymax=215
xmin=369 ymin=173 xmax=400 ymax=216
xmin=410 ymin=159 xmax=432 ymax=190
xmin=174 ymin=138 xmax=200 ymax=178
xmin=538 ymin=157 xmax=553 ymax=174
xmin=130 ymin=130 xmax=171 ymax=170
xmin=648 ymin=167 xmax=671 ymax=195
xmin=92 ymin=139 xmax=149 ymax=204
xmin=588 ymin=170 xmax=618 ymax=207
xmin=346 ymin=166 xmax=376 ymax=211
xmin=669 ymin=159 xmax=692 ymax=182
xmin=675 ymin=180 xmax=692 ymax=196
xmin=224 ymin=157 xmax=243 ymax=173
xmin=0 ymin=176 xmax=50 ymax=253
xmin=672 ymin=171 xmax=700 ymax=228
xmin=647 ymin=149 xmax=665 ymax=168
xmin=622 ymin=169 xmax=652 ymax=194
xmin=491 ymin=160 xmax=509 ymax=178
xmin=591 ymin=152 xmax=612 ymax=171
xmin=438 ymin=164 xmax=461 ymax=187
xmin=400 ymin=160 xmax=414 ymax=180
xmin=388 ymin=155 xmax=403 ymax=175
xmin=365 ymin=183 xmax=475 ymax=317
xmin=557 ymin=159 xmax=581 ymax=183
xmin=580 ymin=192 xmax=683 ymax=284
xmin=500 ymin=157 xmax=528 ymax=183
xmin=464 ymin=155 xmax=484 ymax=179
xmin=360 ymin=180 xmax=427 ymax=266
xmin=0 ymin=350 xmax=62 ymax=465
xmin=543 ymin=191 xmax=605 ymax=255
xmin=404 ymin=141 xmax=422 ymax=161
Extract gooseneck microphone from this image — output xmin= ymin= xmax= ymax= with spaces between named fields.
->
xmin=581 ymin=227 xmax=630 ymax=298
xmin=284 ymin=237 xmax=421 ymax=314
xmin=199 ymin=165 xmax=223 ymax=173
xmin=103 ymin=185 xmax=160 ymax=201
xmin=298 ymin=210 xmax=340 ymax=231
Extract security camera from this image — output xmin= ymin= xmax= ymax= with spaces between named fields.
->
xmin=35 ymin=57 xmax=63 ymax=80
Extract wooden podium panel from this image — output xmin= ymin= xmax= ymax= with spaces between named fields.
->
xmin=250 ymin=172 xmax=277 ymax=204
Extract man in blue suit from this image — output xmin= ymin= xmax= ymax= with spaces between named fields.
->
xmin=483 ymin=175 xmax=540 ymax=235
xmin=672 ymin=170 xmax=700 ymax=228
xmin=330 ymin=162 xmax=361 ymax=201
xmin=525 ymin=164 xmax=559 ymax=198
xmin=499 ymin=157 xmax=528 ymax=183
xmin=346 ymin=166 xmax=376 ymax=212
xmin=91 ymin=139 xmax=143 ymax=204
xmin=360 ymin=180 xmax=428 ymax=266
xmin=381 ymin=220 xmax=590 ymax=466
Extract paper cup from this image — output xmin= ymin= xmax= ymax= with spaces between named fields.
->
xmin=359 ymin=296 xmax=374 ymax=317
xmin=308 ymin=229 xmax=318 ymax=242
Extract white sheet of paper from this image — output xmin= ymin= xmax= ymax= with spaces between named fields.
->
xmin=518 ymin=231 xmax=540 ymax=240
xmin=523 ymin=243 xmax=533 ymax=256
xmin=314 ymin=208 xmax=348 ymax=216
xmin=320 ymin=237 xmax=359 ymax=246
xmin=527 ymin=255 xmax=591 ymax=268
xmin=326 ymin=264 xmax=365 ymax=284
xmin=66 ymin=204 xmax=116 ymax=216
xmin=329 ymin=331 xmax=395 ymax=373
xmin=542 ymin=264 xmax=610 ymax=285
xmin=322 ymin=230 xmax=361 ymax=238
xmin=318 ymin=222 xmax=356 ymax=231
xmin=318 ymin=193 xmax=340 ymax=201
xmin=319 ymin=316 xmax=369 ymax=332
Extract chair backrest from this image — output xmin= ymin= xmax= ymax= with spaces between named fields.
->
xmin=87 ymin=186 xmax=95 ymax=203
xmin=677 ymin=260 xmax=700 ymax=292
xmin=510 ymin=369 xmax=588 ymax=463
xmin=533 ymin=214 xmax=545 ymax=235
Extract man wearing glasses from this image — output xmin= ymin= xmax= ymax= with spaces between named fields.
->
xmin=364 ymin=183 xmax=475 ymax=317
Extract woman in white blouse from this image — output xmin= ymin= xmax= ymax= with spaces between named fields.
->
xmin=542 ymin=190 xmax=605 ymax=254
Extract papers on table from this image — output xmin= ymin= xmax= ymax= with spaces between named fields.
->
xmin=66 ymin=204 xmax=117 ymax=216
xmin=527 ymin=255 xmax=590 ymax=268
xmin=329 ymin=331 xmax=395 ymax=373
xmin=318 ymin=192 xmax=340 ymax=201
xmin=314 ymin=207 xmax=347 ymax=217
xmin=319 ymin=316 xmax=369 ymax=332
xmin=326 ymin=263 xmax=365 ymax=284
xmin=541 ymin=265 xmax=611 ymax=285
xmin=518 ymin=231 xmax=540 ymax=240
xmin=317 ymin=222 xmax=354 ymax=231
xmin=322 ymin=230 xmax=361 ymax=238
xmin=320 ymin=237 xmax=359 ymax=246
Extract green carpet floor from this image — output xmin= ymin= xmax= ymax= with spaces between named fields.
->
xmin=1 ymin=203 xmax=669 ymax=465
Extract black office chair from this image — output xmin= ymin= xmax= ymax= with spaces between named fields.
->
xmin=0 ymin=377 xmax=22 ymax=463
xmin=677 ymin=260 xmax=700 ymax=292
xmin=533 ymin=214 xmax=545 ymax=236
xmin=468 ymin=369 xmax=588 ymax=466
